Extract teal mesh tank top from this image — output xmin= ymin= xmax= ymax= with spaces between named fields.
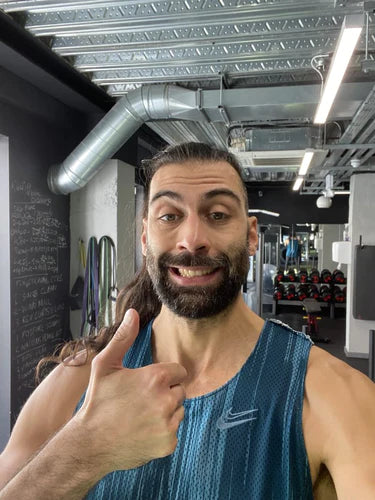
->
xmin=78 ymin=319 xmax=314 ymax=499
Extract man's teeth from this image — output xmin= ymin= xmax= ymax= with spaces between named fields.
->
xmin=178 ymin=268 xmax=214 ymax=277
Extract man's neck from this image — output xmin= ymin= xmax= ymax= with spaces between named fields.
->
xmin=151 ymin=295 xmax=264 ymax=398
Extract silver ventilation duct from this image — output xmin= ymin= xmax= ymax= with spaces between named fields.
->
xmin=48 ymin=84 xmax=204 ymax=194
xmin=48 ymin=82 xmax=371 ymax=193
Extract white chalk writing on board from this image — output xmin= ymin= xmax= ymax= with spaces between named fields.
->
xmin=11 ymin=180 xmax=69 ymax=396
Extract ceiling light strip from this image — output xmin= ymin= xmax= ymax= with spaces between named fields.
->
xmin=248 ymin=209 xmax=280 ymax=217
xmin=314 ymin=14 xmax=363 ymax=125
xmin=293 ymin=177 xmax=304 ymax=191
xmin=298 ymin=150 xmax=314 ymax=176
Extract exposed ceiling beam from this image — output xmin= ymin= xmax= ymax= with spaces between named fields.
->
xmin=75 ymin=51 xmax=337 ymax=73
xmin=52 ymin=30 xmax=346 ymax=56
xmin=0 ymin=0 xmax=341 ymax=14
xmin=24 ymin=5 xmax=356 ymax=37
xmin=0 ymin=10 xmax=113 ymax=112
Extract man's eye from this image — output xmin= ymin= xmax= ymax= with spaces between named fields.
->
xmin=209 ymin=212 xmax=228 ymax=221
xmin=159 ymin=214 xmax=179 ymax=222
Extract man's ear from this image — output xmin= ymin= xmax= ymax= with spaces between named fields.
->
xmin=141 ymin=219 xmax=147 ymax=256
xmin=248 ymin=216 xmax=258 ymax=256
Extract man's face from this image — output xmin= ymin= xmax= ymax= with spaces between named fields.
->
xmin=142 ymin=160 xmax=257 ymax=319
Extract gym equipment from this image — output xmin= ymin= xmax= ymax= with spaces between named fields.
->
xmin=274 ymin=269 xmax=285 ymax=285
xmin=286 ymin=268 xmax=296 ymax=282
xmin=321 ymin=269 xmax=332 ymax=283
xmin=308 ymin=284 xmax=319 ymax=300
xmin=297 ymin=285 xmax=308 ymax=301
xmin=302 ymin=298 xmax=330 ymax=343
xmin=319 ymin=285 xmax=332 ymax=302
xmin=310 ymin=269 xmax=320 ymax=283
xmin=333 ymin=285 xmax=345 ymax=303
xmin=273 ymin=284 xmax=284 ymax=301
xmin=285 ymin=284 xmax=296 ymax=300
xmin=332 ymin=269 xmax=345 ymax=284
xmin=298 ymin=269 xmax=308 ymax=284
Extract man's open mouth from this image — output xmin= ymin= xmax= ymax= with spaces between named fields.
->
xmin=170 ymin=267 xmax=218 ymax=278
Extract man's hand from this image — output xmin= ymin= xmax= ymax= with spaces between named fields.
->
xmin=75 ymin=308 xmax=187 ymax=474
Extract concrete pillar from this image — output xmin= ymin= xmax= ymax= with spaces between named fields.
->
xmin=345 ymin=172 xmax=375 ymax=357
xmin=70 ymin=160 xmax=135 ymax=339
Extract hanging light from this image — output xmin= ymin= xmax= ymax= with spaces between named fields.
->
xmin=314 ymin=14 xmax=363 ymax=124
xmin=298 ymin=150 xmax=315 ymax=176
xmin=293 ymin=177 xmax=304 ymax=191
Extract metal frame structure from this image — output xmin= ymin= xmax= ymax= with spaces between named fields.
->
xmin=1 ymin=0 xmax=375 ymax=193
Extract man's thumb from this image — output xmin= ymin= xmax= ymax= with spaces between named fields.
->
xmin=94 ymin=309 xmax=140 ymax=373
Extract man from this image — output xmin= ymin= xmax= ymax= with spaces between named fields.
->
xmin=284 ymin=234 xmax=301 ymax=271
xmin=0 ymin=142 xmax=374 ymax=499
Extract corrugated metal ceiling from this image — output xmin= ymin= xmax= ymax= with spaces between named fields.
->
xmin=1 ymin=0 xmax=375 ymax=192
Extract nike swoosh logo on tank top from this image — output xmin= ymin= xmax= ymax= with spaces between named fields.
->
xmin=216 ymin=407 xmax=259 ymax=429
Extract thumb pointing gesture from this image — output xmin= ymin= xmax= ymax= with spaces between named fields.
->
xmin=91 ymin=308 xmax=140 ymax=377
xmin=75 ymin=308 xmax=186 ymax=473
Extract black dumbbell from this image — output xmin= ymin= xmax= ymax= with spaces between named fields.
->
xmin=319 ymin=285 xmax=332 ymax=302
xmin=273 ymin=284 xmax=285 ymax=301
xmin=332 ymin=269 xmax=345 ymax=284
xmin=297 ymin=285 xmax=308 ymax=301
xmin=286 ymin=268 xmax=296 ymax=282
xmin=274 ymin=269 xmax=285 ymax=285
xmin=321 ymin=269 xmax=332 ymax=283
xmin=298 ymin=269 xmax=308 ymax=284
xmin=333 ymin=286 xmax=345 ymax=303
xmin=285 ymin=284 xmax=296 ymax=300
xmin=310 ymin=269 xmax=320 ymax=283
xmin=308 ymin=284 xmax=319 ymax=300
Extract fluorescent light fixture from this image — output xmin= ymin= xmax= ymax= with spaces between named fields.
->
xmin=248 ymin=209 xmax=280 ymax=217
xmin=293 ymin=177 xmax=304 ymax=191
xmin=298 ymin=151 xmax=314 ymax=176
xmin=314 ymin=14 xmax=363 ymax=124
xmin=333 ymin=190 xmax=350 ymax=195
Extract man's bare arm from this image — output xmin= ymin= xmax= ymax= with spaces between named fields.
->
xmin=0 ymin=310 xmax=186 ymax=499
xmin=0 ymin=350 xmax=93 ymax=490
xmin=305 ymin=346 xmax=375 ymax=499
xmin=0 ymin=418 xmax=106 ymax=500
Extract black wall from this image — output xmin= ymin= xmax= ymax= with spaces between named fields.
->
xmin=246 ymin=185 xmax=349 ymax=227
xmin=0 ymin=66 xmax=159 ymax=429
xmin=0 ymin=68 xmax=125 ymax=433
xmin=0 ymin=67 xmax=93 ymax=425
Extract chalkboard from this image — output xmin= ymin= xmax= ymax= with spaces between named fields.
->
xmin=10 ymin=180 xmax=71 ymax=425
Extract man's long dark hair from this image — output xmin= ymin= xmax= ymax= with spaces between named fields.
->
xmin=36 ymin=142 xmax=247 ymax=381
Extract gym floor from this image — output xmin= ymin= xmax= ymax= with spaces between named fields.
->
xmin=264 ymin=309 xmax=369 ymax=377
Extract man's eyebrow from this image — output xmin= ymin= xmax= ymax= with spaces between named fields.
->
xmin=202 ymin=189 xmax=242 ymax=206
xmin=150 ymin=190 xmax=184 ymax=205
xmin=150 ymin=188 xmax=242 ymax=206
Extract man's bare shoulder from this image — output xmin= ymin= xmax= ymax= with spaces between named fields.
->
xmin=305 ymin=345 xmax=374 ymax=415
xmin=0 ymin=350 xmax=94 ymax=489
xmin=304 ymin=345 xmax=375 ymax=498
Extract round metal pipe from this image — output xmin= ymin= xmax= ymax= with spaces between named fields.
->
xmin=48 ymin=84 xmax=200 ymax=194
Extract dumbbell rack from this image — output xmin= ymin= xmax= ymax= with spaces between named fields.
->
xmin=273 ymin=281 xmax=346 ymax=319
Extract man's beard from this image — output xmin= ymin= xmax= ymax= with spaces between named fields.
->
xmin=146 ymin=241 xmax=249 ymax=319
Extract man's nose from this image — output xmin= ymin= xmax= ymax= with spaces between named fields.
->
xmin=176 ymin=215 xmax=210 ymax=253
